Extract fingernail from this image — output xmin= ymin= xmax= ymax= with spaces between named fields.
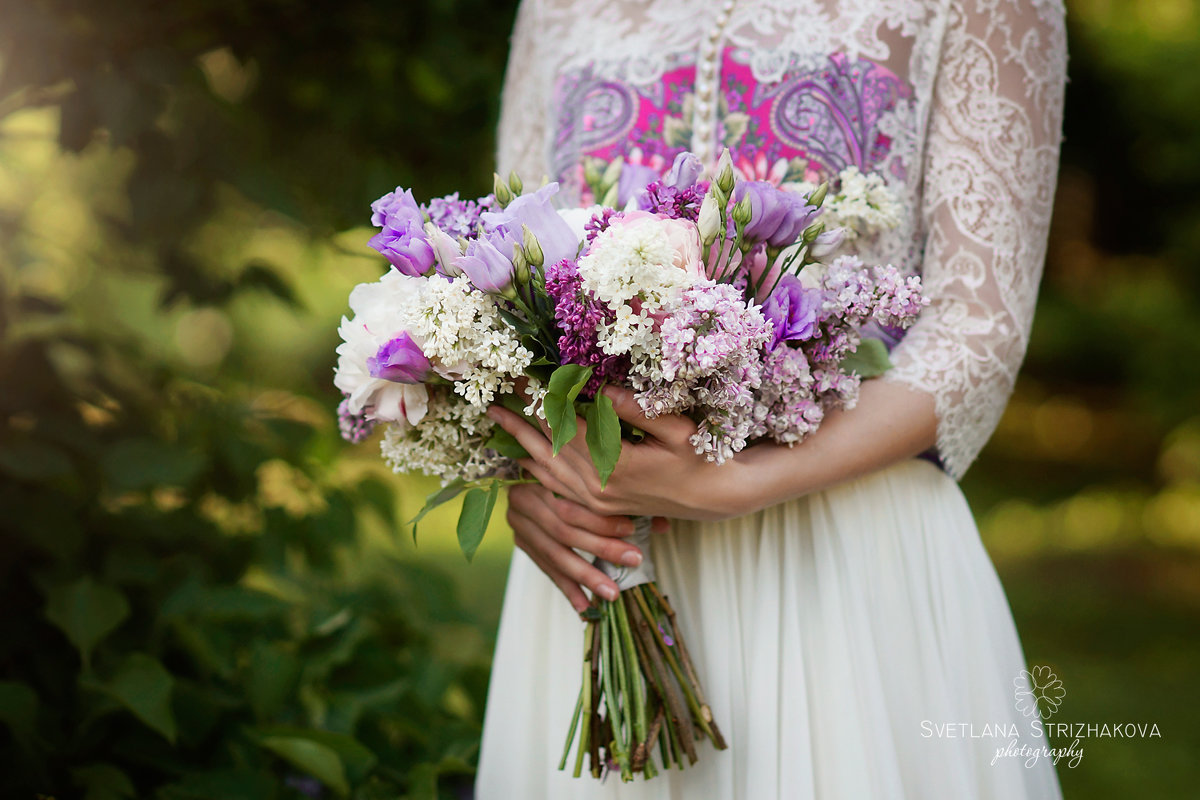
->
xmin=621 ymin=550 xmax=642 ymax=567
xmin=598 ymin=584 xmax=618 ymax=602
xmin=485 ymin=407 xmax=501 ymax=422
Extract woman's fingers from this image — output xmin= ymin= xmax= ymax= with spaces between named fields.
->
xmin=549 ymin=494 xmax=636 ymax=538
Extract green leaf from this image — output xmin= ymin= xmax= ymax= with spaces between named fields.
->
xmin=246 ymin=642 xmax=300 ymax=722
xmin=456 ymin=481 xmax=500 ymax=562
xmin=839 ymin=338 xmax=893 ymax=379
xmin=0 ymin=439 xmax=74 ymax=481
xmin=257 ymin=726 xmax=377 ymax=784
xmin=0 ymin=681 xmax=38 ymax=753
xmin=157 ymin=769 xmax=277 ymax=800
xmin=71 ymin=763 xmax=135 ymax=800
xmin=260 ymin=736 xmax=349 ymax=798
xmin=585 ymin=392 xmax=622 ymax=489
xmin=408 ymin=479 xmax=468 ymax=541
xmin=44 ymin=577 xmax=130 ymax=670
xmin=102 ymin=653 xmax=176 ymax=743
xmin=543 ymin=364 xmax=593 ymax=455
xmin=485 ymin=425 xmax=530 ymax=460
xmin=100 ymin=438 xmax=204 ymax=492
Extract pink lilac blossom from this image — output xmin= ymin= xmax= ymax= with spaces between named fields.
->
xmin=337 ymin=397 xmax=377 ymax=443
xmin=632 ymin=282 xmax=773 ymax=464
xmin=544 ymin=258 xmax=630 ymax=397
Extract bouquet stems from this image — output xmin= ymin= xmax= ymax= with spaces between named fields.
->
xmin=559 ymin=575 xmax=727 ymax=781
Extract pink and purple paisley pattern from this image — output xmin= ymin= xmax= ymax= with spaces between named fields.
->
xmin=552 ymin=48 xmax=913 ymax=201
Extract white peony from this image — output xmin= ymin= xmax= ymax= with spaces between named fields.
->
xmin=334 ymin=270 xmax=429 ymax=428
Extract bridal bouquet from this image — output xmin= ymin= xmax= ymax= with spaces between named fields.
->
xmin=333 ymin=150 xmax=925 ymax=780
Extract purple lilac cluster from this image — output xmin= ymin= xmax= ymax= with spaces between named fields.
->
xmin=424 ymin=192 xmax=492 ymax=239
xmin=633 ymin=283 xmax=773 ymax=464
xmin=583 ymin=207 xmax=619 ymax=245
xmin=751 ymin=256 xmax=926 ymax=444
xmin=544 ymin=258 xmax=630 ymax=398
xmin=640 ymin=180 xmax=709 ymax=222
xmin=337 ymin=397 xmax=377 ymax=443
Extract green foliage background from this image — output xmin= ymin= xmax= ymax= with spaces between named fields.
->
xmin=0 ymin=0 xmax=1197 ymax=797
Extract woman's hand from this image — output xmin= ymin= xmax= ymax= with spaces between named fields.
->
xmin=490 ymin=379 xmax=940 ymax=523
xmin=488 ymin=386 xmax=773 ymax=521
xmin=507 ymin=482 xmax=667 ymax=613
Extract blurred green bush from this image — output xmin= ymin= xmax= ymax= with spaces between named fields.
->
xmin=0 ymin=0 xmax=516 ymax=797
xmin=1 ymin=0 xmax=1199 ymax=798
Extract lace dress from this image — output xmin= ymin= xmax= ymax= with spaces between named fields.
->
xmin=477 ymin=1 xmax=1067 ymax=796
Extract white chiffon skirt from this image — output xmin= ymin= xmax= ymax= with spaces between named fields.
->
xmin=476 ymin=459 xmax=1062 ymax=799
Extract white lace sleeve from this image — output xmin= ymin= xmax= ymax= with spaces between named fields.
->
xmin=495 ymin=0 xmax=548 ymax=180
xmin=884 ymin=0 xmax=1067 ymax=479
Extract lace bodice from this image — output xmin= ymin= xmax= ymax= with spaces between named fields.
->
xmin=496 ymin=0 xmax=1067 ymax=479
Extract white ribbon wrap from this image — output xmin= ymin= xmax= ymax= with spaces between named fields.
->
xmin=594 ymin=515 xmax=657 ymax=591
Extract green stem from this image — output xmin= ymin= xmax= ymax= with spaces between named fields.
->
xmin=600 ymin=603 xmax=631 ymax=779
xmin=632 ymin=587 xmax=714 ymax=753
xmin=614 ymin=591 xmax=647 ymax=745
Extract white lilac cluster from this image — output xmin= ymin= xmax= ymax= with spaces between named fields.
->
xmin=788 ymin=166 xmax=901 ymax=243
xmin=334 ymin=268 xmax=532 ymax=484
xmin=577 ymin=213 xmax=701 ymax=359
xmin=397 ymin=276 xmax=534 ymax=408
xmin=380 ymin=391 xmax=507 ymax=484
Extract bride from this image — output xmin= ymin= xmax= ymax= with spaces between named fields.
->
xmin=477 ymin=0 xmax=1067 ymax=797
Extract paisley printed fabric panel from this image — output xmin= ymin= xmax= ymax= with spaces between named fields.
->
xmin=551 ymin=47 xmax=914 ymax=203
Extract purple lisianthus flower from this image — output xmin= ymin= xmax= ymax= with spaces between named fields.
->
xmin=455 ymin=235 xmax=515 ymax=294
xmin=368 ymin=218 xmax=436 ymax=277
xmin=663 ymin=151 xmax=704 ymax=190
xmin=734 ymin=181 xmax=820 ymax=249
xmin=367 ymin=332 xmax=431 ymax=384
xmin=480 ymin=182 xmax=579 ymax=269
xmin=763 ymin=274 xmax=821 ymax=349
xmin=370 ymin=187 xmax=423 ymax=229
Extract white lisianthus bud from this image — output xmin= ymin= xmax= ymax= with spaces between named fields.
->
xmin=425 ymin=222 xmax=463 ymax=276
xmin=508 ymin=170 xmax=524 ymax=196
xmin=521 ymin=224 xmax=544 ymax=268
xmin=807 ymin=181 xmax=829 ymax=209
xmin=601 ymin=158 xmax=624 ymax=193
xmin=808 ymin=226 xmax=845 ymax=258
xmin=600 ymin=181 xmax=620 ymax=209
xmin=731 ymin=193 xmax=754 ymax=227
xmin=715 ymin=149 xmax=735 ymax=194
xmin=493 ymin=173 xmax=514 ymax=207
xmin=697 ymin=193 xmax=722 ymax=245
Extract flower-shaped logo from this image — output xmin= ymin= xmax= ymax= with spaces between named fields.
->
xmin=1014 ymin=665 xmax=1066 ymax=719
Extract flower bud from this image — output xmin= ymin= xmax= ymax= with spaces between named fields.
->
xmin=600 ymin=181 xmax=620 ymax=209
xmin=493 ymin=173 xmax=514 ymax=207
xmin=802 ymin=220 xmax=826 ymax=244
xmin=807 ymin=181 xmax=829 ymax=209
xmin=512 ymin=243 xmax=531 ymax=286
xmin=809 ymin=226 xmax=845 ymax=258
xmin=715 ymin=149 xmax=736 ymax=194
xmin=508 ymin=170 xmax=524 ymax=196
xmin=697 ymin=193 xmax=722 ymax=245
xmin=584 ymin=160 xmax=602 ymax=189
xmin=601 ymin=158 xmax=624 ymax=193
xmin=731 ymin=193 xmax=754 ymax=226
xmin=521 ymin=224 xmax=544 ymax=268
xmin=425 ymin=222 xmax=464 ymax=277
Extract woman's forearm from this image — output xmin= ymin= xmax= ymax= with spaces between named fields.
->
xmin=733 ymin=379 xmax=938 ymax=512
